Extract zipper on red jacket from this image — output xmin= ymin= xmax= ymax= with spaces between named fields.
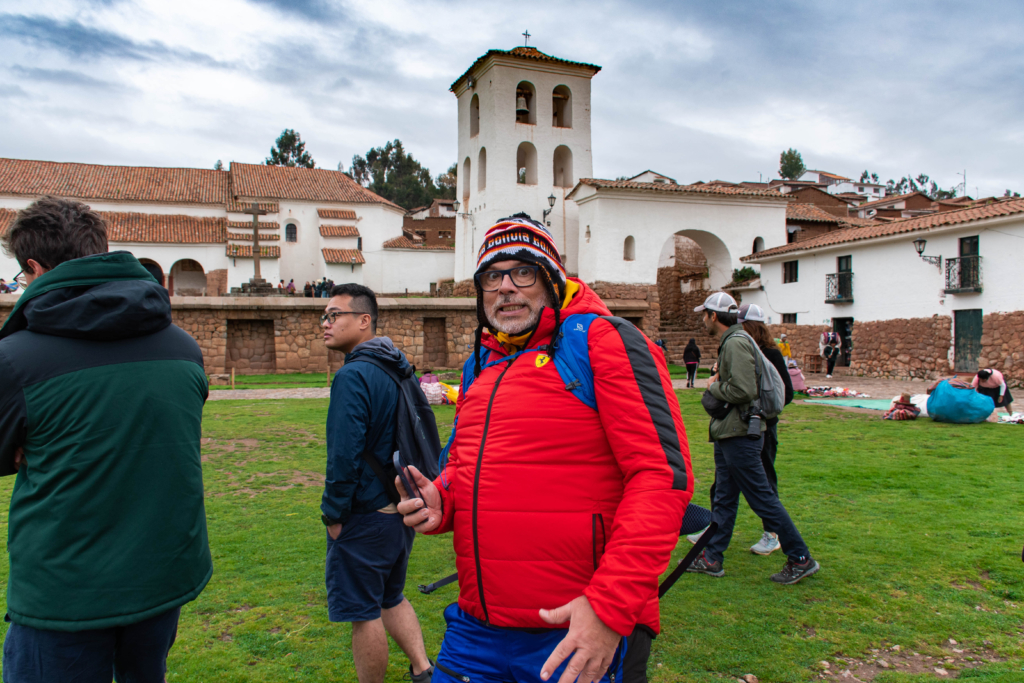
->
xmin=471 ymin=355 xmax=518 ymax=625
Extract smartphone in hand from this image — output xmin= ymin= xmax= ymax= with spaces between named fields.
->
xmin=393 ymin=450 xmax=422 ymax=501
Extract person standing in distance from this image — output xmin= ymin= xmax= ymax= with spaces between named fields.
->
xmin=736 ymin=304 xmax=794 ymax=556
xmin=0 ymin=197 xmax=212 ymax=683
xmin=320 ymin=283 xmax=433 ymax=683
xmin=682 ymin=338 xmax=701 ymax=388
xmin=396 ymin=215 xmax=692 ymax=683
xmin=686 ymin=292 xmax=819 ymax=584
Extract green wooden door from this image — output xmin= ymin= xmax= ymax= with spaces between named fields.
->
xmin=954 ymin=309 xmax=983 ymax=373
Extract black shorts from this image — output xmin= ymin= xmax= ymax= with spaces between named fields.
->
xmin=325 ymin=511 xmax=415 ymax=622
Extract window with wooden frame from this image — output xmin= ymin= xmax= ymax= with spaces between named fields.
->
xmin=783 ymin=260 xmax=799 ymax=283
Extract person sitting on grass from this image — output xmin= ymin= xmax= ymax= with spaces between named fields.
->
xmin=973 ymin=369 xmax=1014 ymax=415
xmin=884 ymin=392 xmax=921 ymax=420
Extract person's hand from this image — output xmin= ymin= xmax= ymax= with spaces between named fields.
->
xmin=396 ymin=465 xmax=442 ymax=533
xmin=13 ymin=447 xmax=24 ymax=471
xmin=327 ymin=522 xmax=343 ymax=540
xmin=709 ymin=373 xmax=719 ymax=385
xmin=538 ymin=595 xmax=621 ymax=683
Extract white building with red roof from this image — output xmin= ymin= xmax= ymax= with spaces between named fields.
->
xmin=0 ymin=158 xmax=454 ymax=295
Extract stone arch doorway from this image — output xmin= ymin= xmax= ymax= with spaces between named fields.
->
xmin=655 ymin=230 xmax=733 ymax=364
xmin=170 ymin=259 xmax=207 ymax=296
xmin=138 ymin=258 xmax=164 ymax=287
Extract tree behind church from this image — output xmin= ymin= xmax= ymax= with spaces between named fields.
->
xmin=266 ymin=129 xmax=315 ymax=168
xmin=351 ymin=140 xmax=450 ymax=209
xmin=779 ymin=148 xmax=806 ymax=180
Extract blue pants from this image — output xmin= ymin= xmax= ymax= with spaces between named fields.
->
xmin=705 ymin=435 xmax=810 ymax=564
xmin=433 ymin=604 xmax=649 ymax=683
xmin=3 ymin=607 xmax=180 ymax=683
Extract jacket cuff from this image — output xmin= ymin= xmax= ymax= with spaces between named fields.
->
xmin=321 ymin=504 xmax=352 ymax=526
xmin=583 ymin=586 xmax=635 ymax=637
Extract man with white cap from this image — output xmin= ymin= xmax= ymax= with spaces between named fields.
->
xmin=686 ymin=292 xmax=819 ymax=584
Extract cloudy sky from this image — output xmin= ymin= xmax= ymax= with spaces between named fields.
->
xmin=1 ymin=0 xmax=1021 ymax=197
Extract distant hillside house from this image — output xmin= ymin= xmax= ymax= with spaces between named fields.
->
xmin=403 ymin=198 xmax=456 ymax=248
xmin=799 ymin=169 xmax=887 ymax=200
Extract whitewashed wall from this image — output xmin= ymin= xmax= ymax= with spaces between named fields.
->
xmin=369 ymin=249 xmax=455 ymax=293
xmin=573 ymin=186 xmax=788 ymax=288
xmin=742 ymin=213 xmax=1024 ymax=325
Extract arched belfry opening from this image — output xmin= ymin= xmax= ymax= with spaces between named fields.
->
xmin=553 ymin=145 xmax=573 ymax=188
xmin=462 ymin=157 xmax=471 ymax=203
xmin=623 ymin=235 xmax=636 ymax=261
xmin=477 ymin=147 xmax=487 ymax=191
xmin=516 ymin=142 xmax=537 ymax=185
xmin=752 ymin=236 xmax=765 ymax=253
xmin=470 ymin=94 xmax=480 ymax=137
xmin=515 ymin=81 xmax=536 ymax=124
xmin=552 ymin=85 xmax=572 ymax=128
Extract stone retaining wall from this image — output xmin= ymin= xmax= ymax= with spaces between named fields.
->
xmin=589 ymin=281 xmax=660 ymax=338
xmin=980 ymin=311 xmax=1024 ymax=386
xmin=767 ymin=323 xmax=824 ymax=369
xmin=849 ymin=316 xmax=951 ymax=380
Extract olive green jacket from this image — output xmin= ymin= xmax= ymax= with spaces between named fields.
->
xmin=707 ymin=325 xmax=765 ymax=441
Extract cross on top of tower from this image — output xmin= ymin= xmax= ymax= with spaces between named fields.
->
xmin=522 ymin=30 xmax=531 ymax=46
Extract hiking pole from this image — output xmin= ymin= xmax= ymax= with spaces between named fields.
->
xmin=658 ymin=522 xmax=719 ymax=598
xmin=418 ymin=572 xmax=458 ymax=595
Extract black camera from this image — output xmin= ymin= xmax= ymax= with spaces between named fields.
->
xmin=745 ymin=413 xmax=762 ymax=440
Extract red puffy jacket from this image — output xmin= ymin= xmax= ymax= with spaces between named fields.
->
xmin=429 ymin=280 xmax=692 ymax=636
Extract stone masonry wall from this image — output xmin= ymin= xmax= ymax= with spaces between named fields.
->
xmin=980 ymin=311 xmax=1024 ymax=386
xmin=225 ymin=320 xmax=276 ymax=373
xmin=589 ymin=281 xmax=660 ymax=339
xmin=849 ymin=316 xmax=952 ymax=380
xmin=767 ymin=323 xmax=826 ymax=371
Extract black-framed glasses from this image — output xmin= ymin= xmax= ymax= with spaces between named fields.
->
xmin=475 ymin=265 xmax=540 ymax=292
xmin=320 ymin=310 xmax=367 ymax=325
xmin=7 ymin=271 xmax=26 ymax=291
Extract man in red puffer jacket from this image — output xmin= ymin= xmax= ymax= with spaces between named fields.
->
xmin=397 ymin=215 xmax=692 ymax=683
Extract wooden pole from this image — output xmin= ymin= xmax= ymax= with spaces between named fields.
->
xmin=231 ymin=367 xmax=235 ymax=390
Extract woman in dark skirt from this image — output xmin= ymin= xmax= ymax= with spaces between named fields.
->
xmin=973 ymin=368 xmax=1015 ymax=414
xmin=682 ymin=338 xmax=701 ymax=388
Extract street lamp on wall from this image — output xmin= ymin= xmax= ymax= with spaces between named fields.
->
xmin=542 ymin=194 xmax=556 ymax=225
xmin=912 ymin=238 xmax=942 ymax=269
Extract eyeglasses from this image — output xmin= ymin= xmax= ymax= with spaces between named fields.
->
xmin=7 ymin=271 xmax=26 ymax=291
xmin=320 ymin=310 xmax=367 ymax=325
xmin=475 ymin=265 xmax=540 ymax=292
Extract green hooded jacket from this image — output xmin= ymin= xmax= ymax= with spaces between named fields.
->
xmin=707 ymin=324 xmax=766 ymax=441
xmin=0 ymin=251 xmax=212 ymax=631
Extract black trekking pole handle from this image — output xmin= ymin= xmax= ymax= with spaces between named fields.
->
xmin=659 ymin=522 xmax=719 ymax=598
xmin=418 ymin=572 xmax=458 ymax=595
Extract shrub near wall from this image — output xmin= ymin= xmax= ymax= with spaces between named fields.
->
xmin=850 ymin=316 xmax=951 ymax=380
xmin=980 ymin=311 xmax=1024 ymax=387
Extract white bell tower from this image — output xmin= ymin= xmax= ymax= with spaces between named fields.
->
xmin=450 ymin=44 xmax=601 ymax=281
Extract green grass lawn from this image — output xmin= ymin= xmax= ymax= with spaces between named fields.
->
xmin=668 ymin=364 xmax=712 ymax=380
xmin=209 ymin=372 xmax=333 ymax=390
xmin=0 ymin=393 xmax=1021 ymax=681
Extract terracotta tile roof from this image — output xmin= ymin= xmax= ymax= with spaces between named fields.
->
xmin=226 ymin=199 xmax=279 ymax=214
xmin=97 ymin=212 xmax=225 ymax=243
xmin=786 ymin=203 xmax=843 ymax=223
xmin=226 ymin=244 xmax=280 ymax=258
xmin=0 ymin=208 xmax=15 ymax=236
xmin=452 ymin=46 xmax=601 ymax=91
xmin=227 ymin=220 xmax=278 ymax=231
xmin=382 ymin=235 xmax=455 ymax=251
xmin=322 ymin=248 xmax=366 ymax=264
xmin=317 ymin=208 xmax=358 ymax=220
xmin=854 ymin=191 xmax=927 ymax=210
xmin=320 ymin=225 xmax=360 ymax=237
xmin=812 ymin=170 xmax=850 ymax=181
xmin=227 ymin=232 xmax=280 ymax=241
xmin=567 ymin=178 xmax=790 ymax=200
xmin=230 ymin=163 xmax=401 ymax=209
xmin=743 ymin=198 xmax=1024 ymax=261
xmin=0 ymin=158 xmax=228 ymax=205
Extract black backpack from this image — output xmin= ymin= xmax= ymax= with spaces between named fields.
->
xmin=346 ymin=358 xmax=442 ymax=504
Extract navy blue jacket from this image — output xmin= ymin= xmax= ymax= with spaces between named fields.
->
xmin=321 ymin=337 xmax=408 ymax=524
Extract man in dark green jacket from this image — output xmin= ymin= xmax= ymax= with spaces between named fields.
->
xmin=686 ymin=292 xmax=819 ymax=585
xmin=0 ymin=197 xmax=212 ymax=683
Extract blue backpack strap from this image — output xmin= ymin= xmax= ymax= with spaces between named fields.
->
xmin=551 ymin=313 xmax=599 ymax=411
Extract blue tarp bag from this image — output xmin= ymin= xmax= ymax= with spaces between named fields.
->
xmin=927 ymin=380 xmax=994 ymax=424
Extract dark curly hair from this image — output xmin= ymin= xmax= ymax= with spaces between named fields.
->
xmin=2 ymin=196 xmax=108 ymax=270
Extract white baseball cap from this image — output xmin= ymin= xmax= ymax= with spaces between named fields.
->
xmin=737 ymin=303 xmax=766 ymax=323
xmin=694 ymin=291 xmax=738 ymax=313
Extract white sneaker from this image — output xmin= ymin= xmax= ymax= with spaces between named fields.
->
xmin=750 ymin=531 xmax=780 ymax=555
xmin=826 ymin=374 xmax=832 ymax=379
xmin=686 ymin=526 xmax=710 ymax=545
